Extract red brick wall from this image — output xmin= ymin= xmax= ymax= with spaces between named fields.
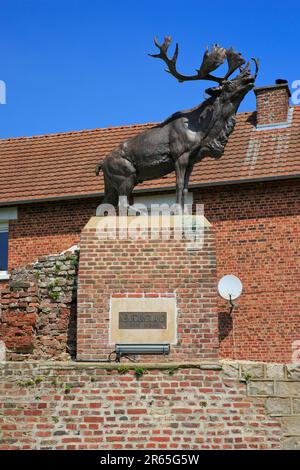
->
xmin=77 ymin=220 xmax=218 ymax=361
xmin=0 ymin=362 xmax=282 ymax=450
xmin=195 ymin=179 xmax=300 ymax=363
xmin=7 ymin=198 xmax=98 ymax=270
xmin=255 ymin=84 xmax=290 ymax=125
xmin=1 ymin=179 xmax=300 ymax=363
xmin=0 ymin=281 xmax=37 ymax=355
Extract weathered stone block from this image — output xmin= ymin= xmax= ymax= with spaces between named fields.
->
xmin=266 ymin=364 xmax=285 ymax=380
xmin=247 ymin=381 xmax=274 ymax=396
xmin=282 ymin=436 xmax=300 ymax=450
xmin=292 ymin=398 xmax=300 ymax=413
xmin=282 ymin=416 xmax=300 ymax=435
xmin=9 ymin=280 xmax=31 ymax=290
xmin=276 ymin=381 xmax=300 ymax=397
xmin=241 ymin=362 xmax=265 ymax=379
xmin=265 ymin=397 xmax=291 ymax=415
xmin=222 ymin=361 xmax=239 ymax=378
xmin=286 ymin=365 xmax=300 ymax=380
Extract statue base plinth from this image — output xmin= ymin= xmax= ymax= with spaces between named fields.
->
xmin=77 ymin=216 xmax=219 ymax=362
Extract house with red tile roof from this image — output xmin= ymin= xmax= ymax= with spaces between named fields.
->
xmin=0 ymin=81 xmax=299 ymax=363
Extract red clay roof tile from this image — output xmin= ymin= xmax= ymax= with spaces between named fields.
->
xmin=0 ymin=108 xmax=300 ymax=205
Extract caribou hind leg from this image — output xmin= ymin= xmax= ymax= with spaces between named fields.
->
xmin=101 ymin=152 xmax=137 ymax=210
xmin=174 ymin=153 xmax=190 ymax=210
xmin=102 ymin=174 xmax=119 ymax=207
xmin=117 ymin=173 xmax=137 ymax=210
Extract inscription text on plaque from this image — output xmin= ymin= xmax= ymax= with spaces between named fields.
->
xmin=119 ymin=312 xmax=167 ymax=329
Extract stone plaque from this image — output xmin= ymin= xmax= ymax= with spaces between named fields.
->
xmin=119 ymin=312 xmax=167 ymax=329
xmin=110 ymin=297 xmax=177 ymax=345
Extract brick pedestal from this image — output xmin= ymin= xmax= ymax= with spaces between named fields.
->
xmin=77 ymin=216 xmax=219 ymax=361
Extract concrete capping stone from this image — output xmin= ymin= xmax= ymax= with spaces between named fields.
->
xmin=198 ymin=364 xmax=222 ymax=370
xmin=0 ymin=360 xmax=222 ymax=372
xmin=84 ymin=215 xmax=211 ymax=231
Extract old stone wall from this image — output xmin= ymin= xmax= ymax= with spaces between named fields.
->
xmin=0 ymin=252 xmax=79 ymax=360
xmin=222 ymin=360 xmax=300 ymax=449
xmin=1 ymin=360 xmax=299 ymax=450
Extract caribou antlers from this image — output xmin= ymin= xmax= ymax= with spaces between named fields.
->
xmin=149 ymin=36 xmax=247 ymax=84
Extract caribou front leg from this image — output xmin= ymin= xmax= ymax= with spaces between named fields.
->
xmin=174 ymin=153 xmax=189 ymax=211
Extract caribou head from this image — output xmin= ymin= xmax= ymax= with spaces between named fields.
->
xmin=149 ymin=37 xmax=259 ymax=112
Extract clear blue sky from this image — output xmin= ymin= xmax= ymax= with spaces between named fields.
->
xmin=0 ymin=0 xmax=299 ymax=138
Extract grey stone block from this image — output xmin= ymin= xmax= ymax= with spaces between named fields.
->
xmin=265 ymin=397 xmax=291 ymax=416
xmin=293 ymin=399 xmax=300 ymax=414
xmin=282 ymin=416 xmax=300 ymax=435
xmin=248 ymin=381 xmax=274 ymax=396
xmin=241 ymin=363 xmax=265 ymax=379
xmin=282 ymin=436 xmax=300 ymax=450
xmin=276 ymin=381 xmax=300 ymax=397
xmin=286 ymin=365 xmax=300 ymax=380
xmin=266 ymin=364 xmax=285 ymax=380
xmin=222 ymin=362 xmax=239 ymax=378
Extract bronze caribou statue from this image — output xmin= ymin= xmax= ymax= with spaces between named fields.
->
xmin=95 ymin=37 xmax=259 ymax=208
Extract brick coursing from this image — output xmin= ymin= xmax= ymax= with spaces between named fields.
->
xmin=7 ymin=198 xmax=98 ymax=270
xmin=0 ymin=361 xmax=284 ymax=450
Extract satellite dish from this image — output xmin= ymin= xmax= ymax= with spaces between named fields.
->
xmin=218 ymin=275 xmax=243 ymax=301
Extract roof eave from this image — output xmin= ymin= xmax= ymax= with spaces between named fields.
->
xmin=0 ymin=173 xmax=299 ymax=207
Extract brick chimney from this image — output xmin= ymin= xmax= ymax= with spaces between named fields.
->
xmin=254 ymin=80 xmax=291 ymax=127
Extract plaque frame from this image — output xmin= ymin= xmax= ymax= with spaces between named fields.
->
xmin=109 ymin=296 xmax=177 ymax=345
